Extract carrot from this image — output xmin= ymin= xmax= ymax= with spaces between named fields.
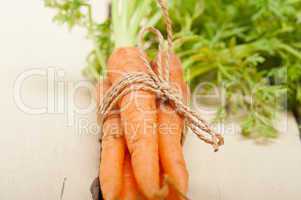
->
xmin=96 ymin=80 xmax=126 ymax=200
xmin=120 ymin=152 xmax=145 ymax=200
xmin=152 ymin=53 xmax=190 ymax=200
xmin=107 ymin=47 xmax=160 ymax=199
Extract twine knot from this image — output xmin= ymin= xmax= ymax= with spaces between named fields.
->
xmin=97 ymin=44 xmax=224 ymax=151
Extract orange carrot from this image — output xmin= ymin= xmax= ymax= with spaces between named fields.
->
xmin=120 ymin=152 xmax=145 ymax=200
xmin=153 ymin=53 xmax=190 ymax=200
xmin=107 ymin=47 xmax=160 ymax=199
xmin=96 ymin=80 xmax=126 ymax=200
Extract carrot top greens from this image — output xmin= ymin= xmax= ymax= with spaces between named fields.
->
xmin=45 ymin=0 xmax=301 ymax=139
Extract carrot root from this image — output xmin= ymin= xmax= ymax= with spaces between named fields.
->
xmin=108 ymin=47 xmax=160 ymax=199
xmin=96 ymin=80 xmax=126 ymax=200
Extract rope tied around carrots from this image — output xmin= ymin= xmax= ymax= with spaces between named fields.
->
xmin=97 ymin=1 xmax=224 ymax=151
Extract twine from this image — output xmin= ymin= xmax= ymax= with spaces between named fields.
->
xmin=157 ymin=0 xmax=173 ymax=82
xmin=97 ymin=0 xmax=224 ymax=152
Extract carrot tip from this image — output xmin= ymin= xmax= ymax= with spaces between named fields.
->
xmin=160 ymin=174 xmax=190 ymax=200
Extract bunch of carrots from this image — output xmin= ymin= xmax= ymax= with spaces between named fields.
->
xmin=96 ymin=48 xmax=190 ymax=200
xmin=45 ymin=0 xmax=194 ymax=199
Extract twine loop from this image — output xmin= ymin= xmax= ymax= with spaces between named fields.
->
xmin=97 ymin=0 xmax=224 ymax=151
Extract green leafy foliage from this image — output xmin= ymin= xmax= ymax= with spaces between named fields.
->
xmin=44 ymin=0 xmax=89 ymax=28
xmin=45 ymin=0 xmax=301 ymax=139
xmin=164 ymin=0 xmax=301 ymax=139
